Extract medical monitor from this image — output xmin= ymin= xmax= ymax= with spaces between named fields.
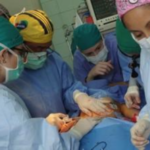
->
xmin=86 ymin=0 xmax=118 ymax=32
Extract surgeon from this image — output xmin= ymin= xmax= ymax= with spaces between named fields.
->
xmin=116 ymin=0 xmax=150 ymax=149
xmin=0 ymin=16 xmax=102 ymax=150
xmin=0 ymin=3 xmax=10 ymax=19
xmin=6 ymin=10 xmax=112 ymax=118
xmin=72 ymin=24 xmax=123 ymax=89
xmin=116 ymin=18 xmax=143 ymax=109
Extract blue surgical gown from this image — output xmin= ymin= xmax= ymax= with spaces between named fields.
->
xmin=118 ymin=50 xmax=143 ymax=86
xmin=80 ymin=118 xmax=150 ymax=150
xmin=73 ymin=32 xmax=123 ymax=89
xmin=6 ymin=50 xmax=114 ymax=118
xmin=0 ymin=84 xmax=79 ymax=150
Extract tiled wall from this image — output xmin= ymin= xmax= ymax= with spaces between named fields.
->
xmin=1 ymin=0 xmax=41 ymax=15
xmin=40 ymin=0 xmax=83 ymax=69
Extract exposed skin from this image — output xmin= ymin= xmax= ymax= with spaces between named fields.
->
xmin=122 ymin=4 xmax=150 ymax=149
xmin=123 ymin=5 xmax=150 ymax=40
xmin=0 ymin=44 xmax=27 ymax=83
xmin=23 ymin=35 xmax=112 ymax=127
xmin=82 ymin=40 xmax=104 ymax=57
xmin=81 ymin=40 xmax=113 ymax=82
xmin=0 ymin=44 xmax=75 ymax=132
xmin=122 ymin=6 xmax=150 ymax=110
xmin=24 ymin=41 xmax=52 ymax=52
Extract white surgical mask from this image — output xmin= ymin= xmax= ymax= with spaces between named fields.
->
xmin=132 ymin=34 xmax=150 ymax=52
xmin=25 ymin=52 xmax=47 ymax=70
xmin=0 ymin=43 xmax=24 ymax=83
xmin=83 ymin=46 xmax=108 ymax=65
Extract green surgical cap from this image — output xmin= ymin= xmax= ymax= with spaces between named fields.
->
xmin=72 ymin=24 xmax=102 ymax=53
xmin=116 ymin=18 xmax=141 ymax=54
xmin=0 ymin=16 xmax=23 ymax=51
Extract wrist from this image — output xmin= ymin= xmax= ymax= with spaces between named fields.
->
xmin=129 ymin=77 xmax=137 ymax=86
xmin=68 ymin=127 xmax=83 ymax=140
xmin=73 ymin=90 xmax=87 ymax=103
xmin=141 ymin=114 xmax=150 ymax=122
xmin=127 ymin=86 xmax=139 ymax=94
xmin=46 ymin=117 xmax=55 ymax=125
xmin=87 ymin=72 xmax=94 ymax=82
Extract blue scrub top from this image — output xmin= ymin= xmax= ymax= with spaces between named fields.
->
xmin=117 ymin=50 xmax=143 ymax=86
xmin=0 ymin=84 xmax=79 ymax=150
xmin=73 ymin=32 xmax=123 ymax=89
xmin=6 ymin=51 xmax=83 ymax=117
xmin=6 ymin=50 xmax=115 ymax=118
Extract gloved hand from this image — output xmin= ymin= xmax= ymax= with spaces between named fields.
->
xmin=73 ymin=90 xmax=112 ymax=116
xmin=124 ymin=77 xmax=140 ymax=109
xmin=131 ymin=114 xmax=150 ymax=150
xmin=46 ymin=113 xmax=71 ymax=130
xmin=68 ymin=117 xmax=102 ymax=140
xmin=87 ymin=60 xmax=113 ymax=82
xmin=124 ymin=85 xmax=140 ymax=109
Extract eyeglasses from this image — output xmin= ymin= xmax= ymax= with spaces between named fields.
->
xmin=0 ymin=43 xmax=28 ymax=63
xmin=23 ymin=44 xmax=47 ymax=59
xmin=12 ymin=47 xmax=28 ymax=59
xmin=23 ymin=44 xmax=35 ymax=53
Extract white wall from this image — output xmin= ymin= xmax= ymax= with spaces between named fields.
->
xmin=0 ymin=0 xmax=41 ymax=15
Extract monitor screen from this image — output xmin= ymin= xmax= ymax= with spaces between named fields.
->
xmin=90 ymin=0 xmax=117 ymax=20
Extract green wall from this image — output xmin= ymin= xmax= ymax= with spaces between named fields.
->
xmin=40 ymin=0 xmax=84 ymax=69
xmin=1 ymin=0 xmax=84 ymax=68
xmin=0 ymin=0 xmax=41 ymax=14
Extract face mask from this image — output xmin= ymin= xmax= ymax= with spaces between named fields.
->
xmin=132 ymin=34 xmax=150 ymax=52
xmin=25 ymin=52 xmax=47 ymax=70
xmin=0 ymin=43 xmax=24 ymax=83
xmin=84 ymin=46 xmax=108 ymax=65
xmin=4 ymin=56 xmax=24 ymax=83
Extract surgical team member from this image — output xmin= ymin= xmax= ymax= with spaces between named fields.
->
xmin=6 ymin=10 xmax=112 ymax=118
xmin=72 ymin=24 xmax=123 ymax=89
xmin=116 ymin=18 xmax=143 ymax=109
xmin=0 ymin=16 xmax=101 ymax=150
xmin=116 ymin=0 xmax=150 ymax=149
xmin=0 ymin=3 xmax=10 ymax=18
